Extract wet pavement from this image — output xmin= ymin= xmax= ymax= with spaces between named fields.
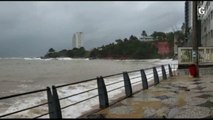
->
xmin=92 ymin=74 xmax=213 ymax=118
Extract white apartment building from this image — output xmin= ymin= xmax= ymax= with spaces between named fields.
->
xmin=199 ymin=1 xmax=213 ymax=46
xmin=72 ymin=32 xmax=83 ymax=49
xmin=139 ymin=36 xmax=154 ymax=42
xmin=185 ymin=1 xmax=194 ymax=46
xmin=185 ymin=1 xmax=213 ymax=47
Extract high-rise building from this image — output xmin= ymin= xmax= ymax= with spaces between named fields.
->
xmin=185 ymin=1 xmax=196 ymax=47
xmin=72 ymin=32 xmax=83 ymax=49
xmin=185 ymin=1 xmax=212 ymax=47
xmin=198 ymin=1 xmax=213 ymax=46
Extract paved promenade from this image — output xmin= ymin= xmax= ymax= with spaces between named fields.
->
xmin=92 ymin=75 xmax=213 ymax=118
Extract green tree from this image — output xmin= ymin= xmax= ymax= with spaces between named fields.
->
xmin=48 ymin=48 xmax=55 ymax=53
xmin=58 ymin=49 xmax=68 ymax=57
xmin=151 ymin=31 xmax=166 ymax=40
xmin=141 ymin=30 xmax=148 ymax=37
xmin=129 ymin=35 xmax=138 ymax=41
xmin=89 ymin=34 xmax=161 ymax=59
xmin=174 ymin=31 xmax=185 ymax=47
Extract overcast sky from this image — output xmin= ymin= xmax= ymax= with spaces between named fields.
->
xmin=0 ymin=1 xmax=184 ymax=57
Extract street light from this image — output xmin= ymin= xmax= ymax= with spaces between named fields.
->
xmin=192 ymin=1 xmax=199 ymax=77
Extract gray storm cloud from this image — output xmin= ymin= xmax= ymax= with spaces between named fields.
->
xmin=0 ymin=1 xmax=184 ymax=57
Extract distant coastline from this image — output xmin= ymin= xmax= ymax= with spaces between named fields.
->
xmin=43 ymin=30 xmax=184 ymax=60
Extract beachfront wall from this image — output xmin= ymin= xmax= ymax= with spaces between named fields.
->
xmin=178 ymin=47 xmax=213 ymax=64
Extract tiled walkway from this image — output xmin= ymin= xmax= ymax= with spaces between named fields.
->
xmin=94 ymin=75 xmax=213 ymax=118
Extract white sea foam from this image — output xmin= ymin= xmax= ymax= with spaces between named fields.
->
xmin=1 ymin=76 xmax=128 ymax=118
xmin=23 ymin=57 xmax=89 ymax=61
xmin=113 ymin=59 xmax=160 ymax=62
xmin=69 ymin=58 xmax=89 ymax=60
xmin=155 ymin=59 xmax=178 ymax=65
xmin=24 ymin=58 xmax=42 ymax=60
xmin=24 ymin=58 xmax=53 ymax=61
xmin=55 ymin=57 xmax=72 ymax=60
xmin=1 ymin=93 xmax=48 ymax=118
xmin=0 ymin=57 xmax=23 ymax=60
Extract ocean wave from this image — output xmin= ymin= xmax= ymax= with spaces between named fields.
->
xmin=0 ymin=57 xmax=24 ymax=60
xmin=23 ymin=57 xmax=89 ymax=61
xmin=55 ymin=57 xmax=72 ymax=60
xmin=24 ymin=58 xmax=43 ymax=60
xmin=155 ymin=59 xmax=178 ymax=65
xmin=0 ymin=60 xmax=177 ymax=118
xmin=68 ymin=58 xmax=89 ymax=60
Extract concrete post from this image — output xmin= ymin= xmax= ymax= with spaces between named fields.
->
xmin=168 ymin=64 xmax=173 ymax=77
xmin=52 ymin=86 xmax=62 ymax=119
xmin=153 ymin=67 xmax=160 ymax=85
xmin=123 ymin=72 xmax=132 ymax=97
xmin=161 ymin=65 xmax=167 ymax=80
xmin=47 ymin=87 xmax=55 ymax=119
xmin=97 ymin=76 xmax=109 ymax=108
xmin=140 ymin=69 xmax=148 ymax=89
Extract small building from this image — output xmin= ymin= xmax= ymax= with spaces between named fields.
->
xmin=155 ymin=41 xmax=170 ymax=56
xmin=139 ymin=36 xmax=154 ymax=42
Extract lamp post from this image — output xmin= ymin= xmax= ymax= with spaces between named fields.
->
xmin=192 ymin=1 xmax=199 ymax=77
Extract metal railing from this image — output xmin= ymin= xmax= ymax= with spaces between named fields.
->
xmin=178 ymin=47 xmax=213 ymax=64
xmin=0 ymin=64 xmax=178 ymax=119
xmin=0 ymin=88 xmax=50 ymax=119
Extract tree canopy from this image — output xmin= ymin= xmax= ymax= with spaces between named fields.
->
xmin=44 ymin=47 xmax=88 ymax=58
xmin=43 ymin=30 xmax=182 ymax=59
xmin=141 ymin=30 xmax=148 ymax=37
xmin=48 ymin=48 xmax=55 ymax=53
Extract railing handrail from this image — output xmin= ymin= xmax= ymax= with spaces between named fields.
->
xmin=0 ymin=88 xmax=48 ymax=100
xmin=55 ymin=78 xmax=97 ymax=88
xmin=52 ymin=64 xmax=169 ymax=89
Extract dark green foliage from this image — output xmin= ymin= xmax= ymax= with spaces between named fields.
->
xmin=44 ymin=47 xmax=88 ymax=58
xmin=141 ymin=30 xmax=148 ymax=37
xmin=151 ymin=31 xmax=167 ymax=40
xmin=48 ymin=48 xmax=55 ymax=53
xmin=174 ymin=31 xmax=185 ymax=47
xmin=89 ymin=35 xmax=159 ymax=59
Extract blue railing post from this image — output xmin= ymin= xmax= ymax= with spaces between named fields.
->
xmin=168 ymin=64 xmax=173 ymax=77
xmin=161 ymin=65 xmax=167 ymax=80
xmin=123 ymin=72 xmax=132 ymax=97
xmin=140 ymin=69 xmax=148 ymax=90
xmin=153 ymin=67 xmax=159 ymax=85
xmin=47 ymin=87 xmax=56 ymax=119
xmin=52 ymin=86 xmax=62 ymax=119
xmin=97 ymin=76 xmax=109 ymax=108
